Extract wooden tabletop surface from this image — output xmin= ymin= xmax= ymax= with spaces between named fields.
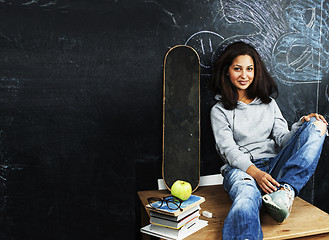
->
xmin=138 ymin=185 xmax=329 ymax=240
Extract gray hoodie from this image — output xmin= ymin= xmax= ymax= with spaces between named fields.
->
xmin=210 ymin=96 xmax=303 ymax=172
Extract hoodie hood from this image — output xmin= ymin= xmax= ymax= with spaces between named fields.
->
xmin=214 ymin=94 xmax=263 ymax=109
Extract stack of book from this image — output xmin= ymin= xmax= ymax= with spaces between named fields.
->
xmin=141 ymin=195 xmax=208 ymax=240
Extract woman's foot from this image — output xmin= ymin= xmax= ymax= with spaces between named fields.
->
xmin=262 ymin=184 xmax=295 ymax=223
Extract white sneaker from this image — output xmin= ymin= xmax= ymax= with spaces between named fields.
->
xmin=262 ymin=184 xmax=295 ymax=223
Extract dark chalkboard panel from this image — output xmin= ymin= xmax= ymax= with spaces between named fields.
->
xmin=0 ymin=1 xmax=327 ymax=240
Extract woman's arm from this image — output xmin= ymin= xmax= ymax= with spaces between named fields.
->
xmin=210 ymin=105 xmax=253 ymax=172
xmin=270 ymin=101 xmax=294 ymax=148
xmin=271 ymin=102 xmax=328 ymax=147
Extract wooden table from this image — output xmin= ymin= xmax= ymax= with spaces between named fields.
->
xmin=138 ymin=185 xmax=329 ymax=240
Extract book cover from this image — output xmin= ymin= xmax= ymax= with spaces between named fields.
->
xmin=150 ymin=210 xmax=200 ymax=229
xmin=150 ymin=205 xmax=200 ymax=222
xmin=141 ymin=219 xmax=208 ymax=240
xmin=150 ymin=218 xmax=198 ymax=237
xmin=146 ymin=195 xmax=205 ymax=217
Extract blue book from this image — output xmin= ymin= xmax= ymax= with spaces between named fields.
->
xmin=146 ymin=195 xmax=205 ymax=216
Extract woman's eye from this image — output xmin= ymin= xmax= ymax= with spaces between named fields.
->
xmin=234 ymin=67 xmax=241 ymax=71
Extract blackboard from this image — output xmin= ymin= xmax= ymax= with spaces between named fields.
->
xmin=0 ymin=1 xmax=328 ymax=240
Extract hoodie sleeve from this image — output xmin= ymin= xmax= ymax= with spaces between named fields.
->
xmin=271 ymin=100 xmax=303 ymax=147
xmin=210 ymin=104 xmax=254 ymax=172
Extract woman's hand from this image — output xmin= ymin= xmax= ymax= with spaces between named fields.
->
xmin=246 ymin=165 xmax=280 ymax=194
xmin=302 ymin=113 xmax=328 ymax=125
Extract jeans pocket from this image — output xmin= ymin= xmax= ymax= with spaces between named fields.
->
xmin=253 ymin=158 xmax=274 ymax=171
xmin=221 ymin=164 xmax=231 ymax=177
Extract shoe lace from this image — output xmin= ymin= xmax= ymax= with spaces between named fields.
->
xmin=282 ymin=184 xmax=294 ymax=211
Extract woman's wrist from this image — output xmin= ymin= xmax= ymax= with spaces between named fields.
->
xmin=246 ymin=165 xmax=260 ymax=178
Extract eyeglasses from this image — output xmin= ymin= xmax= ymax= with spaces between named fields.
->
xmin=147 ymin=196 xmax=184 ymax=211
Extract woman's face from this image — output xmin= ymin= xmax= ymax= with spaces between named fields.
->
xmin=227 ymin=55 xmax=254 ymax=94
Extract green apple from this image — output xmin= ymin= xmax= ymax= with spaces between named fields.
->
xmin=171 ymin=180 xmax=192 ymax=201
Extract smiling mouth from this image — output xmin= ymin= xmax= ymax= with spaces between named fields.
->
xmin=238 ymin=80 xmax=249 ymax=85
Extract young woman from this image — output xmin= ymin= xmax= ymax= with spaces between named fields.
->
xmin=210 ymin=41 xmax=328 ymax=240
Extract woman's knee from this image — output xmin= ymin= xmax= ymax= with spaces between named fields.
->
xmin=232 ymin=179 xmax=261 ymax=201
xmin=313 ymin=120 xmax=327 ymax=136
xmin=233 ymin=187 xmax=262 ymax=212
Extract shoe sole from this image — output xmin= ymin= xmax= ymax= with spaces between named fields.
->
xmin=262 ymin=195 xmax=289 ymax=223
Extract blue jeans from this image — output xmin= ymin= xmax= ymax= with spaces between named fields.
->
xmin=221 ymin=118 xmax=326 ymax=240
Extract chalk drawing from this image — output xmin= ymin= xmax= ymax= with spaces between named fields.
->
xmin=183 ymin=0 xmax=327 ymax=92
xmin=272 ymin=33 xmax=317 ymax=84
xmin=272 ymin=0 xmax=324 ymax=85
xmin=185 ymin=31 xmax=224 ymax=69
xmin=143 ymin=0 xmax=180 ymax=29
xmin=0 ymin=129 xmax=25 ymax=216
xmin=326 ymin=85 xmax=329 ymax=102
xmin=40 ymin=1 xmax=56 ymax=7
xmin=185 ymin=0 xmax=286 ymax=68
xmin=0 ymin=130 xmax=8 ymax=214
xmin=217 ymin=0 xmax=287 ymax=61
xmin=22 ymin=0 xmax=39 ymax=5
